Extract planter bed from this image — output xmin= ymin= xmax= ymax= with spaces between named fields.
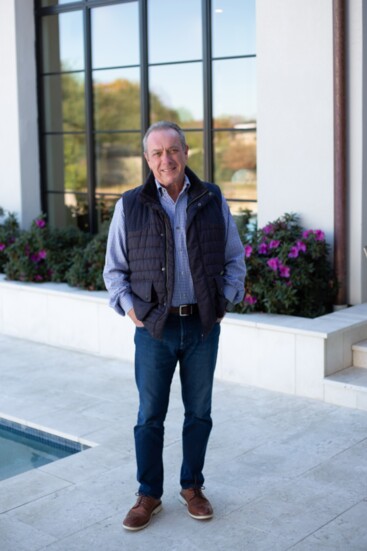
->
xmin=1 ymin=274 xmax=367 ymax=403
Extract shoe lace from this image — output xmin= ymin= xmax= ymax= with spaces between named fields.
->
xmin=187 ymin=487 xmax=207 ymax=502
xmin=135 ymin=493 xmax=157 ymax=510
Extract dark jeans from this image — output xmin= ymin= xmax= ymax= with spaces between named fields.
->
xmin=133 ymin=313 xmax=220 ymax=499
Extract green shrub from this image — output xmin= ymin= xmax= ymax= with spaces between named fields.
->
xmin=236 ymin=212 xmax=338 ymax=318
xmin=4 ymin=215 xmax=91 ymax=283
xmin=65 ymin=226 xmax=108 ymax=291
xmin=46 ymin=226 xmax=91 ymax=282
xmin=0 ymin=208 xmax=20 ymax=273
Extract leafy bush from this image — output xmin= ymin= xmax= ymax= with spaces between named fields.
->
xmin=65 ymin=224 xmax=108 ymax=291
xmin=236 ymin=212 xmax=338 ymax=318
xmin=1 ymin=208 xmax=338 ymax=316
xmin=0 ymin=208 xmax=20 ymax=272
xmin=3 ymin=215 xmax=91 ymax=283
xmin=46 ymin=226 xmax=91 ymax=282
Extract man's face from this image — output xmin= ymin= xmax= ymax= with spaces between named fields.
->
xmin=144 ymin=128 xmax=189 ymax=190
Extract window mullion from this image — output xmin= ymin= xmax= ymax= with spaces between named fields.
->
xmin=202 ymin=0 xmax=213 ymax=183
xmin=84 ymin=6 xmax=97 ymax=233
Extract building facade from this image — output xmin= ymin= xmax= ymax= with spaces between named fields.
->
xmin=0 ymin=0 xmax=366 ymax=305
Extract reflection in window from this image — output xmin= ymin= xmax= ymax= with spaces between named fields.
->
xmin=212 ymin=0 xmax=256 ymax=58
xmin=41 ymin=0 xmax=79 ymax=6
xmin=185 ymin=131 xmax=204 ymax=180
xmin=149 ymin=64 xmax=203 ymax=127
xmin=42 ymin=12 xmax=84 ymax=73
xmin=214 ymin=130 xmax=257 ymax=213
xmin=45 ymin=135 xmax=87 ymax=193
xmin=148 ymin=0 xmax=202 ymax=63
xmin=43 ymin=74 xmax=85 ymax=133
xmin=47 ymin=192 xmax=89 ymax=232
xmin=92 ymin=3 xmax=139 ymax=69
xmin=96 ymin=195 xmax=121 ymax=232
xmin=95 ymin=133 xmax=142 ymax=194
xmin=93 ymin=68 xmax=140 ymax=131
xmin=37 ymin=0 xmax=257 ymax=230
xmin=213 ymin=58 xmax=256 ymax=126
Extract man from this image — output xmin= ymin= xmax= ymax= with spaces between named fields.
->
xmin=103 ymin=121 xmax=245 ymax=531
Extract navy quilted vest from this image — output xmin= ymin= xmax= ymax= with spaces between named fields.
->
xmin=123 ymin=167 xmax=226 ymax=339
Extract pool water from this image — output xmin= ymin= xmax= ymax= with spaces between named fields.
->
xmin=0 ymin=420 xmax=89 ymax=481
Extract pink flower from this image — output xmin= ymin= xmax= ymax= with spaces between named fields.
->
xmin=279 ymin=264 xmax=291 ymax=278
xmin=289 ymin=240 xmax=307 ymax=258
xmin=30 ymin=250 xmax=47 ymax=263
xmin=269 ymin=240 xmax=280 ymax=249
xmin=244 ymin=245 xmax=253 ymax=258
xmin=288 ymin=246 xmax=299 ymax=258
xmin=296 ymin=240 xmax=307 ymax=252
xmin=244 ymin=294 xmax=257 ymax=305
xmin=0 ymin=243 xmax=5 ymax=251
xmin=263 ymin=224 xmax=274 ymax=235
xmin=267 ymin=257 xmax=279 ymax=271
xmin=314 ymin=229 xmax=325 ymax=241
xmin=258 ymin=242 xmax=268 ymax=254
xmin=34 ymin=275 xmax=43 ymax=281
xmin=35 ymin=219 xmax=46 ymax=228
xmin=302 ymin=229 xmax=325 ymax=241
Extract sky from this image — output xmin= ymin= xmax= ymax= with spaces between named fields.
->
xmin=55 ymin=0 xmax=256 ymax=121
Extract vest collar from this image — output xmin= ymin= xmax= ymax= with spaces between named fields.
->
xmin=139 ymin=166 xmax=209 ymax=206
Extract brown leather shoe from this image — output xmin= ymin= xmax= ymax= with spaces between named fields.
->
xmin=122 ymin=495 xmax=162 ymax=531
xmin=179 ymin=488 xmax=213 ymax=520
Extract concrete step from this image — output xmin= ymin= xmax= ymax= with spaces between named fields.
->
xmin=352 ymin=339 xmax=367 ymax=368
xmin=324 ymin=367 xmax=367 ymax=410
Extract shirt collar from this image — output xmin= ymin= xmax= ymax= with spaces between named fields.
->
xmin=155 ymin=175 xmax=191 ymax=196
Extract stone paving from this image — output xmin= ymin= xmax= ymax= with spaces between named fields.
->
xmin=1 ymin=333 xmax=367 ymax=550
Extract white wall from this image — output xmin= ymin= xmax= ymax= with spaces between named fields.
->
xmin=256 ymin=0 xmax=334 ymax=241
xmin=0 ymin=0 xmax=40 ymax=228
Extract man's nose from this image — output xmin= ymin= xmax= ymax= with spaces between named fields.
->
xmin=162 ymin=150 xmax=172 ymax=160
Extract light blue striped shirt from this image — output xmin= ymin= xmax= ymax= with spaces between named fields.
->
xmin=103 ymin=176 xmax=246 ymax=316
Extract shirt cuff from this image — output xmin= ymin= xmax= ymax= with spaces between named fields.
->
xmin=119 ymin=293 xmax=134 ymax=315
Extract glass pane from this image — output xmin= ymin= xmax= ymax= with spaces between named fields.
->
xmin=41 ymin=1 xmax=79 ymax=6
xmin=43 ymin=73 xmax=85 ymax=133
xmin=213 ymin=58 xmax=256 ymax=126
xmin=47 ymin=193 xmax=89 ymax=232
xmin=45 ymin=134 xmax=87 ymax=193
xmin=93 ymin=68 xmax=140 ymax=131
xmin=96 ymin=195 xmax=120 ymax=231
xmin=212 ymin=0 xmax=256 ymax=58
xmin=149 ymin=63 xmax=203 ymax=126
xmin=42 ymin=12 xmax=84 ymax=73
xmin=92 ymin=2 xmax=139 ymax=69
xmin=149 ymin=0 xmax=202 ymax=63
xmin=185 ymin=131 xmax=204 ymax=180
xmin=95 ymin=133 xmax=142 ymax=194
xmin=214 ymin=130 xmax=257 ymax=214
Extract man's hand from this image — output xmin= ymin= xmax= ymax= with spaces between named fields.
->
xmin=128 ymin=308 xmax=144 ymax=327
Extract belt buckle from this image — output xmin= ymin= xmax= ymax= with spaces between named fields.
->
xmin=179 ymin=304 xmax=191 ymax=316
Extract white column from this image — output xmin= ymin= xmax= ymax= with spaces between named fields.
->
xmin=347 ymin=0 xmax=367 ymax=304
xmin=0 ymin=0 xmax=40 ymax=229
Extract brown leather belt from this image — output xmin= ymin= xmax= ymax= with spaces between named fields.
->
xmin=169 ymin=304 xmax=198 ymax=316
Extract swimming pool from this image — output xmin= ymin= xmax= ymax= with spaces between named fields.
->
xmin=0 ymin=416 xmax=94 ymax=481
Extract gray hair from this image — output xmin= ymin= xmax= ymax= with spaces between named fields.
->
xmin=142 ymin=121 xmax=187 ymax=153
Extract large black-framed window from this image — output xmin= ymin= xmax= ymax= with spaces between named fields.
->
xmin=35 ymin=0 xmax=256 ymax=232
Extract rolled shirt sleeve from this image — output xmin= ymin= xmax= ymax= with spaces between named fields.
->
xmin=221 ymin=197 xmax=246 ymax=305
xmin=103 ymin=198 xmax=133 ymax=316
